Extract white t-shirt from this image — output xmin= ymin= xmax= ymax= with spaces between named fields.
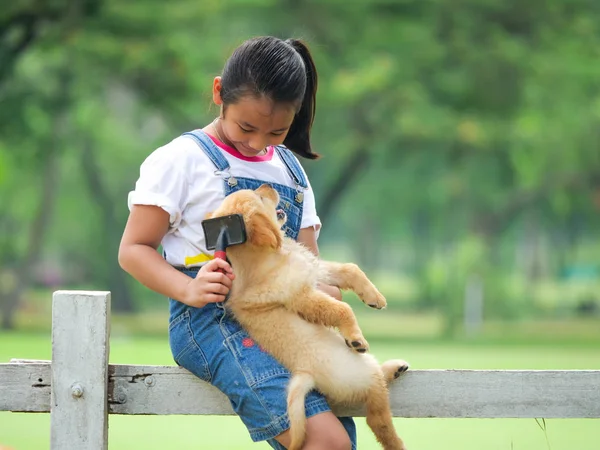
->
xmin=128 ymin=132 xmax=321 ymax=267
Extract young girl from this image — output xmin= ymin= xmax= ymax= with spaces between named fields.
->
xmin=118 ymin=37 xmax=357 ymax=450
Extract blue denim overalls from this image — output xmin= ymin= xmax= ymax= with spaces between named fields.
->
xmin=168 ymin=130 xmax=357 ymax=449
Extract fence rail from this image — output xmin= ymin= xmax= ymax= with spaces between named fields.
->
xmin=1 ymin=291 xmax=599 ymax=450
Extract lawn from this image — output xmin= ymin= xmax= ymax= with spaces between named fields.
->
xmin=1 ymin=330 xmax=600 ymax=449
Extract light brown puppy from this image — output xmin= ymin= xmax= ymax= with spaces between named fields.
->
xmin=208 ymin=184 xmax=409 ymax=450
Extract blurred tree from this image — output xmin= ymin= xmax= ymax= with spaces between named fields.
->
xmin=0 ymin=0 xmax=103 ymax=328
xmin=1 ymin=0 xmax=600 ymax=331
xmin=0 ymin=0 xmax=102 ymax=85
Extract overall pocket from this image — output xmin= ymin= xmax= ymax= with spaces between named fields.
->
xmin=224 ymin=329 xmax=289 ymax=387
xmin=168 ymin=309 xmax=212 ymax=382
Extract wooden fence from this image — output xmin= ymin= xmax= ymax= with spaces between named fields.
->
xmin=1 ymin=291 xmax=599 ymax=449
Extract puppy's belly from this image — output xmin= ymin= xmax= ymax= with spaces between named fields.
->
xmin=236 ymin=309 xmax=380 ymax=404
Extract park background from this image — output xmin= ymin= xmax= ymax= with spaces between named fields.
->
xmin=1 ymin=0 xmax=600 ymax=448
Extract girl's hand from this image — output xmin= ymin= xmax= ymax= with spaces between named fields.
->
xmin=298 ymin=228 xmax=342 ymax=300
xmin=317 ymin=282 xmax=342 ymax=301
xmin=183 ymin=259 xmax=235 ymax=308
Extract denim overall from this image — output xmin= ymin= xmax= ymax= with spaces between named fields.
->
xmin=168 ymin=130 xmax=357 ymax=449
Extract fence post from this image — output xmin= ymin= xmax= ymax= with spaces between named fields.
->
xmin=50 ymin=290 xmax=111 ymax=450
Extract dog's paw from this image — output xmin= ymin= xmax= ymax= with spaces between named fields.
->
xmin=381 ymin=359 xmax=410 ymax=383
xmin=344 ymin=335 xmax=369 ymax=353
xmin=360 ymin=286 xmax=387 ymax=309
xmin=392 ymin=361 xmax=409 ymax=378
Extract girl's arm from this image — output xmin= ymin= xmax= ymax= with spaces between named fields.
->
xmin=118 ymin=205 xmax=234 ymax=307
xmin=297 ymin=226 xmax=343 ymax=301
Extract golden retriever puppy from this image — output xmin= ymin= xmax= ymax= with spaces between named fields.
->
xmin=207 ymin=185 xmax=409 ymax=450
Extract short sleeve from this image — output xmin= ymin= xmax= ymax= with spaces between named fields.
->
xmin=299 ymin=168 xmax=322 ymax=235
xmin=127 ymin=144 xmax=189 ymax=228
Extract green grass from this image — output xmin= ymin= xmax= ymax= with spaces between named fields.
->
xmin=2 ymin=330 xmax=600 ymax=450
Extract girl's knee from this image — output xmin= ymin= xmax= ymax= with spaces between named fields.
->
xmin=311 ymin=434 xmax=351 ymax=450
xmin=323 ymin=432 xmax=352 ymax=450
xmin=304 ymin=412 xmax=352 ymax=450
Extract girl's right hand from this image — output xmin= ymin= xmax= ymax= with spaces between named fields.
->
xmin=183 ymin=258 xmax=235 ymax=308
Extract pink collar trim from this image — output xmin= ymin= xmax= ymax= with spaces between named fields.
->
xmin=206 ymin=133 xmax=274 ymax=162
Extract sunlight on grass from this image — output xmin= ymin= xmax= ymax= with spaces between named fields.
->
xmin=2 ymin=413 xmax=599 ymax=450
xmin=2 ymin=332 xmax=600 ymax=449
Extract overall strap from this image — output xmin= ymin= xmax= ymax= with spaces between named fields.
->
xmin=274 ymin=146 xmax=308 ymax=189
xmin=182 ymin=129 xmax=230 ymax=172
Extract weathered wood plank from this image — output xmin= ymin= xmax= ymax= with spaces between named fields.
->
xmin=50 ymin=291 xmax=111 ymax=450
xmin=349 ymin=369 xmax=600 ymax=418
xmin=108 ymin=364 xmax=234 ymax=415
xmin=106 ymin=366 xmax=600 ymax=418
xmin=0 ymin=363 xmax=51 ymax=412
xmin=3 ymin=362 xmax=600 ymax=418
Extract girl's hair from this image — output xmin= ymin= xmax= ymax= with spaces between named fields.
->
xmin=220 ymin=36 xmax=319 ymax=160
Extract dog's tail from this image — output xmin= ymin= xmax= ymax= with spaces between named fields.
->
xmin=287 ymin=371 xmax=316 ymax=450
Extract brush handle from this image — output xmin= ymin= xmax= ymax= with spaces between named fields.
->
xmin=214 ymin=251 xmax=227 ymax=274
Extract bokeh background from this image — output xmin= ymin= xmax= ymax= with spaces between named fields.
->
xmin=1 ymin=0 xmax=600 ymax=449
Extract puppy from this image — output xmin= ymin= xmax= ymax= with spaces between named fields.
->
xmin=208 ymin=185 xmax=409 ymax=450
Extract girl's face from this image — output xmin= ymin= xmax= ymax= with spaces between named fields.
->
xmin=212 ymin=77 xmax=297 ymax=157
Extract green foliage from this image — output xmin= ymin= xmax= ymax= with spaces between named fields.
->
xmin=1 ymin=0 xmax=600 ymax=330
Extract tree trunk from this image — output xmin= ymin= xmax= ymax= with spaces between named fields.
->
xmin=317 ymin=108 xmax=373 ymax=225
xmin=316 ymin=147 xmax=371 ymax=225
xmin=0 ymin=139 xmax=60 ymax=329
xmin=80 ymin=138 xmax=136 ymax=312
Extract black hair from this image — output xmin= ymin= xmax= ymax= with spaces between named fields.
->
xmin=220 ymin=36 xmax=319 ymax=160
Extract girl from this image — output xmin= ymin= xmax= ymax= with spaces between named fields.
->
xmin=119 ymin=36 xmax=356 ymax=450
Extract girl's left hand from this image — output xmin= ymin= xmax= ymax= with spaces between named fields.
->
xmin=317 ymin=282 xmax=342 ymax=301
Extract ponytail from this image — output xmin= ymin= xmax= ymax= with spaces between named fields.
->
xmin=283 ymin=39 xmax=320 ymax=160
xmin=219 ymin=36 xmax=320 ymax=159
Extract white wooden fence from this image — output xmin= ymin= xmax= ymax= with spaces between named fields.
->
xmin=1 ymin=290 xmax=600 ymax=450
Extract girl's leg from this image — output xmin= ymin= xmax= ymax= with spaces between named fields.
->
xmin=270 ymin=412 xmax=355 ymax=450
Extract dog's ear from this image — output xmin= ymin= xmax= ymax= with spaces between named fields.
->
xmin=256 ymin=184 xmax=279 ymax=204
xmin=249 ymin=211 xmax=282 ymax=250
